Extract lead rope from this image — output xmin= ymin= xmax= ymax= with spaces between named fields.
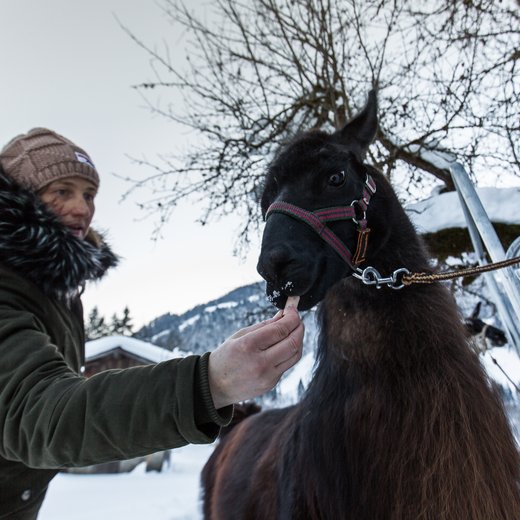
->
xmin=410 ymin=256 xmax=520 ymax=394
xmin=354 ymin=256 xmax=520 ymax=393
xmin=353 ymin=256 xmax=520 ymax=290
xmin=402 ymin=256 xmax=520 ymax=286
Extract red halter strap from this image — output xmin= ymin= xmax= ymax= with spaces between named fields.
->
xmin=265 ymin=174 xmax=376 ymax=269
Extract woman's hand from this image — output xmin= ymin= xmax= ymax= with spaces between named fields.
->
xmin=208 ymin=302 xmax=304 ymax=409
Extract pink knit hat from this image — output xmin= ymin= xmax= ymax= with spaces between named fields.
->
xmin=0 ymin=127 xmax=100 ymax=192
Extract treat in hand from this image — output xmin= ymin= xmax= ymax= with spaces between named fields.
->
xmin=283 ymin=296 xmax=300 ymax=315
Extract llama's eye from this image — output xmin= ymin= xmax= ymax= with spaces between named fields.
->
xmin=328 ymin=170 xmax=346 ymax=187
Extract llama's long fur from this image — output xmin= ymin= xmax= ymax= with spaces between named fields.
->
xmin=202 ymin=96 xmax=520 ymax=519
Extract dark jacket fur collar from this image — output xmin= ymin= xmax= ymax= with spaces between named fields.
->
xmin=0 ymin=168 xmax=118 ymax=302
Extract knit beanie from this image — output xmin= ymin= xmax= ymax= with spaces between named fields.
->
xmin=0 ymin=128 xmax=100 ymax=192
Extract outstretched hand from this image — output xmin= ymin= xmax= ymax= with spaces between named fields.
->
xmin=208 ymin=302 xmax=304 ymax=409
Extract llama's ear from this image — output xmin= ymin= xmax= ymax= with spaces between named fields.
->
xmin=335 ymin=90 xmax=378 ymax=159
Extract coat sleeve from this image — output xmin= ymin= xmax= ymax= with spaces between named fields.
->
xmin=0 ymin=307 xmax=232 ymax=469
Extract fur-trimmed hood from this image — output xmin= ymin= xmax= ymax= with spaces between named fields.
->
xmin=0 ymin=168 xmax=118 ymax=302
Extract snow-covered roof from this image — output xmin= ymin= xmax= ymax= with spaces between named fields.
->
xmin=406 ymin=187 xmax=520 ymax=234
xmin=85 ymin=335 xmax=185 ymax=364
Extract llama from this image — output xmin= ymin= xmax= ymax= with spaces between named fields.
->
xmin=201 ymin=91 xmax=520 ymax=519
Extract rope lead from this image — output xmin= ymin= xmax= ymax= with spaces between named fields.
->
xmin=401 ymin=256 xmax=520 ymax=286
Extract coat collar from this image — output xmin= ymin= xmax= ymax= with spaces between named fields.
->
xmin=0 ymin=168 xmax=118 ymax=302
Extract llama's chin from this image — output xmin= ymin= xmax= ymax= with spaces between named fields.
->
xmin=264 ymin=261 xmax=353 ymax=310
xmin=266 ymin=283 xmax=326 ymax=311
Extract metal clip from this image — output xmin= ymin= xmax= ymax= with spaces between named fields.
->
xmin=350 ymin=200 xmax=366 ymax=225
xmin=365 ymin=173 xmax=377 ymax=194
xmin=352 ymin=266 xmax=410 ymax=290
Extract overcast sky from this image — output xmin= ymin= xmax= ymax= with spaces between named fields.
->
xmin=1 ymin=0 xmax=264 ymax=328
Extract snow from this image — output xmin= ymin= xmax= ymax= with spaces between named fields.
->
xmin=38 ymin=443 xmax=212 ymax=520
xmin=179 ymin=314 xmax=200 ymax=332
xmin=405 ymin=187 xmax=520 ymax=234
xmin=204 ymin=301 xmax=238 ymax=313
xmin=86 ymin=335 xmax=185 ymax=363
xmin=405 ymin=144 xmax=457 ymax=171
xmin=151 ymin=329 xmax=172 ymax=343
xmin=278 ymin=351 xmax=315 ymax=401
xmin=481 ymin=346 xmax=520 ymax=393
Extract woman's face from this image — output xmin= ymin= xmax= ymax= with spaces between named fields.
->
xmin=38 ymin=176 xmax=97 ymax=240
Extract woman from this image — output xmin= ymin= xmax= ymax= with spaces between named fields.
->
xmin=0 ymin=128 xmax=303 ymax=519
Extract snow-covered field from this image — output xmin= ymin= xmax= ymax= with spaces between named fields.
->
xmin=38 ymin=443 xmax=214 ymax=520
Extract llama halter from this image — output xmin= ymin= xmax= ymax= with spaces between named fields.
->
xmin=265 ymin=173 xmax=376 ymax=270
xmin=267 ymin=172 xmax=520 ymax=290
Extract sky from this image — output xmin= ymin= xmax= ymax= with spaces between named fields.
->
xmin=0 ymin=0 xmax=263 ymax=329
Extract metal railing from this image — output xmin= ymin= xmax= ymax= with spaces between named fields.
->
xmin=450 ymin=163 xmax=520 ymax=355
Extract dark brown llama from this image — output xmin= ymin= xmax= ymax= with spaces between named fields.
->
xmin=201 ymin=91 xmax=520 ymax=519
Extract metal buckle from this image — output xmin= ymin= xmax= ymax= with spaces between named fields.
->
xmin=350 ymin=200 xmax=366 ymax=225
xmin=365 ymin=173 xmax=376 ymax=194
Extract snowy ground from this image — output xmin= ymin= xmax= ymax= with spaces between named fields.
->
xmin=38 ymin=443 xmax=214 ymax=520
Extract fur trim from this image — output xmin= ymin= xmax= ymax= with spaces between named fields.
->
xmin=0 ymin=168 xmax=118 ymax=301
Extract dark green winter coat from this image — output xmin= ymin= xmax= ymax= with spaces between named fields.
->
xmin=0 ymin=170 xmax=232 ymax=519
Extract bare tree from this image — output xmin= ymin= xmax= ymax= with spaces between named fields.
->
xmin=123 ymin=0 xmax=519 ymax=245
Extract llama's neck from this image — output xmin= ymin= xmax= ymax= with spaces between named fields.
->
xmin=284 ymin=174 xmax=519 ymax=518
xmin=315 ymin=201 xmax=444 ymax=366
xmin=299 ymin=254 xmax=520 ymax=519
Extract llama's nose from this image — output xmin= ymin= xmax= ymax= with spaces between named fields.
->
xmin=257 ymin=245 xmax=295 ymax=283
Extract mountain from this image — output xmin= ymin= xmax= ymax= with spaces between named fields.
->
xmin=134 ymin=281 xmax=319 ymax=405
xmin=135 ymin=282 xmax=269 ymax=352
xmin=133 ymin=276 xmax=520 ymax=415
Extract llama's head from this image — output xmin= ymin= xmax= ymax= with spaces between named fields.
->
xmin=257 ymin=91 xmax=379 ymax=310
